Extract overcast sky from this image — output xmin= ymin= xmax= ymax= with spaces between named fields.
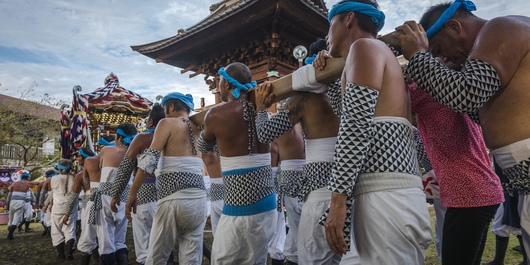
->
xmin=0 ymin=0 xmax=528 ymax=108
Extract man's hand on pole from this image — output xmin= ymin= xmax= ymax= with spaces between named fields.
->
xmin=393 ymin=21 xmax=429 ymax=60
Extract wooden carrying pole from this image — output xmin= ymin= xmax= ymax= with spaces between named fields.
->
xmin=189 ymin=57 xmax=345 ymax=127
xmin=189 ymin=32 xmax=402 ymax=126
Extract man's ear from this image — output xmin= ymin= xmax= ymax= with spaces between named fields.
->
xmin=445 ymin=19 xmax=462 ymax=35
xmin=345 ymin=12 xmax=355 ymax=29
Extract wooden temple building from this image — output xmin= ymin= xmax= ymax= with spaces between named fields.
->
xmin=131 ymin=0 xmax=330 ymax=112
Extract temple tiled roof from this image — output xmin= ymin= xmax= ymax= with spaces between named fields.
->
xmin=132 ymin=0 xmax=328 ymax=54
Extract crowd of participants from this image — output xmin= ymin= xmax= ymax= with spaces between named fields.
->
xmin=5 ymin=0 xmax=530 ymax=264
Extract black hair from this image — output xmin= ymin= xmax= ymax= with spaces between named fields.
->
xmin=420 ymin=2 xmax=477 ymax=32
xmin=102 ymin=135 xmax=115 ymax=143
xmin=45 ymin=170 xmax=55 ymax=177
xmin=335 ymin=0 xmax=380 ymax=37
xmin=149 ymin=104 xmax=165 ymax=126
xmin=164 ymin=98 xmax=191 ymax=115
xmin=80 ymin=148 xmax=95 ymax=158
xmin=224 ymin=62 xmax=252 ymax=88
xmin=116 ymin=123 xmax=137 ymax=145
xmin=308 ymin=39 xmax=328 ymax=57
xmin=21 ymin=174 xmax=30 ymax=180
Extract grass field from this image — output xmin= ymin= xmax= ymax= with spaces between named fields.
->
xmin=0 ymin=206 xmax=525 ymax=264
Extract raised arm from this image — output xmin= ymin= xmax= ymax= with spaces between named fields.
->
xmin=396 ymin=19 xmax=523 ymax=115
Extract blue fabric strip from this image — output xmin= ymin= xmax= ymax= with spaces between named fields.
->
xmin=222 ymin=166 xmax=265 ymax=176
xmin=222 ymin=192 xmax=277 ymax=216
xmin=328 ymin=2 xmax=385 ymax=31
xmin=218 ymin=67 xmax=257 ymax=99
xmin=426 ymin=0 xmax=476 ymax=39
xmin=145 ymin=129 xmax=155 ymax=134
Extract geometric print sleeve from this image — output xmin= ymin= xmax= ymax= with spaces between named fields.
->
xmin=327 ymin=79 xmax=343 ymax=117
xmin=406 ymin=51 xmax=501 ymax=114
xmin=413 ymin=128 xmax=433 ymax=173
xmin=137 ymin=148 xmax=161 ymax=175
xmin=256 ymin=109 xmax=293 ymax=144
xmin=198 ymin=132 xmax=216 ymax=154
xmin=328 ymin=83 xmax=379 ymax=197
xmin=110 ymin=155 xmax=137 ymax=199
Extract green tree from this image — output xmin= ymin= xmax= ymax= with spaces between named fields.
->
xmin=0 ymin=82 xmax=68 ymax=175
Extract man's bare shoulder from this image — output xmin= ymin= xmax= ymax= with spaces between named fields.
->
xmin=74 ymin=173 xmax=84 ymax=182
xmin=204 ymin=103 xmax=237 ymax=124
xmin=350 ymin=38 xmax=389 ymax=55
xmin=84 ymin=156 xmax=100 ymax=169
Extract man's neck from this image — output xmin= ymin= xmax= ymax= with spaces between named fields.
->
xmin=167 ymin=110 xmax=189 ymax=119
xmin=341 ymin=31 xmax=376 ymax=59
xmin=227 ymin=94 xmax=249 ymax=103
xmin=464 ymin=18 xmax=488 ymax=53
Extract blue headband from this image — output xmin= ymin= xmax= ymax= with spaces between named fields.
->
xmin=20 ymin=173 xmax=30 ymax=179
xmin=54 ymin=168 xmax=60 ymax=174
xmin=305 ymin=54 xmax=317 ymax=65
xmin=56 ymin=162 xmax=71 ymax=172
xmin=161 ymin=92 xmax=194 ymax=111
xmin=328 ymin=2 xmax=386 ymax=32
xmin=116 ymin=128 xmax=137 ymax=145
xmin=98 ymin=138 xmax=115 ymax=146
xmin=426 ymin=0 xmax=476 ymax=39
xmin=47 ymin=173 xmax=56 ymax=178
xmin=78 ymin=149 xmax=94 ymax=158
xmin=218 ymin=67 xmax=257 ymax=99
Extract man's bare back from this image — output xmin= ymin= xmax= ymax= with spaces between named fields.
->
xmin=286 ymin=92 xmax=340 ymax=140
xmin=204 ymin=103 xmax=269 ymax=157
xmin=100 ymin=146 xmax=128 ymax=169
xmin=148 ymin=117 xmax=201 ymax=158
xmin=11 ymin=179 xmax=38 ymax=193
xmin=276 ymin=124 xmax=305 ymax=162
xmin=474 ymin=16 xmax=530 ymax=149
xmin=342 ymin=39 xmax=411 ymax=120
xmin=85 ymin=156 xmax=101 ymax=183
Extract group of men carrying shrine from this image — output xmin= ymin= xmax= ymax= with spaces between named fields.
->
xmin=7 ymin=0 xmax=530 ymax=264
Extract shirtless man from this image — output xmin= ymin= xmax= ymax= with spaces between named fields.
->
xmin=256 ymin=79 xmax=342 ymax=264
xmin=83 ymin=151 xmax=102 ymax=264
xmin=62 ymin=148 xmax=99 ymax=265
xmin=93 ymin=123 xmax=137 ymax=265
xmin=199 ymin=63 xmax=276 ymax=265
xmin=6 ymin=172 xmax=38 ymax=240
xmin=49 ymin=159 xmax=77 ymax=261
xmin=274 ymin=125 xmax=306 ymax=265
xmin=310 ymin=1 xmax=432 ymax=264
xmin=394 ymin=0 xmax=530 ymax=260
xmin=109 ymin=105 xmax=164 ymax=265
xmin=127 ymin=92 xmax=215 ymax=265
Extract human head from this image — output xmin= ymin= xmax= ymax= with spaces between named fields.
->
xmin=115 ymin=123 xmax=137 ymax=147
xmin=147 ymin=104 xmax=165 ymax=129
xmin=57 ymin=159 xmax=73 ymax=174
xmin=162 ymin=92 xmax=193 ymax=116
xmin=326 ymin=0 xmax=382 ymax=58
xmin=309 ymin=39 xmax=328 ymax=58
xmin=218 ymin=62 xmax=253 ymax=102
xmin=98 ymin=135 xmax=115 ymax=146
xmin=20 ymin=172 xmax=31 ymax=181
xmin=76 ymin=148 xmax=95 ymax=165
xmin=419 ymin=1 xmax=478 ymax=65
xmin=45 ymin=170 xmax=56 ymax=178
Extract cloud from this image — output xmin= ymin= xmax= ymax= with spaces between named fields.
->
xmin=0 ymin=0 xmax=528 ymax=109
